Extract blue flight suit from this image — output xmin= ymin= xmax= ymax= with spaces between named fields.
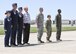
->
xmin=10 ymin=10 xmax=19 ymax=45
xmin=17 ymin=12 xmax=23 ymax=45
xmin=4 ymin=17 xmax=12 ymax=46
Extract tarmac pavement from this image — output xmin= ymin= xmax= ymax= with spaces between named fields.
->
xmin=0 ymin=31 xmax=76 ymax=54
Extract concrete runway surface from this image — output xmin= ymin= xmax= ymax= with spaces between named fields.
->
xmin=0 ymin=31 xmax=76 ymax=54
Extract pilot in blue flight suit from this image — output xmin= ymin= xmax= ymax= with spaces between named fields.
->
xmin=10 ymin=3 xmax=19 ymax=46
xmin=17 ymin=7 xmax=23 ymax=46
xmin=4 ymin=11 xmax=12 ymax=47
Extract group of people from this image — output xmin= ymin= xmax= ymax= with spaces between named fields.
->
xmin=36 ymin=8 xmax=62 ymax=43
xmin=4 ymin=3 xmax=62 ymax=47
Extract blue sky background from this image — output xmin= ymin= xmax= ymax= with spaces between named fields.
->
xmin=0 ymin=0 xmax=76 ymax=20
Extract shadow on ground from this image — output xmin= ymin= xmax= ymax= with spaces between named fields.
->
xmin=9 ymin=40 xmax=76 ymax=48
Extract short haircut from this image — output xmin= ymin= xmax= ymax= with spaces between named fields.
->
xmin=47 ymin=15 xmax=51 ymax=18
xmin=39 ymin=7 xmax=43 ymax=11
xmin=12 ymin=3 xmax=17 ymax=7
xmin=18 ymin=7 xmax=23 ymax=10
xmin=58 ymin=9 xmax=61 ymax=12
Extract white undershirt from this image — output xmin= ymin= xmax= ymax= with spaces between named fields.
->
xmin=23 ymin=12 xmax=31 ymax=24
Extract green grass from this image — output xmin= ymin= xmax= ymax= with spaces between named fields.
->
xmin=0 ymin=26 xmax=4 ymax=35
xmin=0 ymin=26 xmax=76 ymax=35
xmin=30 ymin=27 xmax=76 ymax=33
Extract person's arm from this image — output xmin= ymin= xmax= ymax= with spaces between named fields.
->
xmin=36 ymin=15 xmax=39 ymax=28
xmin=45 ymin=21 xmax=48 ymax=29
xmin=29 ymin=13 xmax=31 ymax=24
xmin=10 ymin=10 xmax=13 ymax=28
xmin=55 ymin=15 xmax=58 ymax=26
xmin=18 ymin=13 xmax=20 ymax=24
xmin=21 ymin=14 xmax=24 ymax=29
xmin=23 ymin=14 xmax=25 ymax=28
xmin=4 ymin=19 xmax=7 ymax=31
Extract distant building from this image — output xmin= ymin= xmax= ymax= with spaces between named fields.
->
xmin=62 ymin=20 xmax=71 ymax=25
xmin=73 ymin=20 xmax=76 ymax=25
xmin=0 ymin=19 xmax=76 ymax=26
xmin=52 ymin=20 xmax=70 ymax=25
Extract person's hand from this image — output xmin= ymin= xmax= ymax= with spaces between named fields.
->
xmin=37 ymin=26 xmax=39 ymax=28
xmin=23 ymin=26 xmax=25 ymax=29
xmin=11 ymin=25 xmax=13 ymax=28
xmin=4 ymin=30 xmax=7 ymax=32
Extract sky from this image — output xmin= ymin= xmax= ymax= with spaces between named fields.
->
xmin=0 ymin=0 xmax=76 ymax=20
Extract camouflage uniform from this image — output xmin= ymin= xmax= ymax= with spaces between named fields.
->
xmin=45 ymin=20 xmax=52 ymax=41
xmin=36 ymin=13 xmax=44 ymax=41
xmin=55 ymin=14 xmax=62 ymax=40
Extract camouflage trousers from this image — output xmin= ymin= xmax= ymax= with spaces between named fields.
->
xmin=37 ymin=27 xmax=44 ymax=41
xmin=46 ymin=29 xmax=52 ymax=40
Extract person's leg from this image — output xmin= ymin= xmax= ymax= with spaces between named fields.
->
xmin=17 ymin=27 xmax=20 ymax=45
xmin=37 ymin=28 xmax=42 ymax=41
xmin=58 ymin=27 xmax=61 ymax=40
xmin=37 ymin=28 xmax=40 ymax=41
xmin=40 ymin=28 xmax=43 ymax=39
xmin=46 ymin=30 xmax=50 ymax=40
xmin=11 ymin=26 xmax=17 ymax=45
xmin=26 ymin=24 xmax=30 ymax=43
xmin=11 ymin=27 xmax=14 ymax=45
xmin=17 ymin=27 xmax=22 ymax=45
xmin=23 ymin=24 xmax=25 ymax=44
xmin=46 ymin=29 xmax=52 ymax=41
xmin=49 ymin=30 xmax=52 ymax=40
xmin=4 ymin=30 xmax=10 ymax=47
xmin=56 ymin=27 xmax=59 ymax=40
xmin=4 ymin=31 xmax=9 ymax=46
xmin=56 ymin=27 xmax=62 ymax=41
xmin=37 ymin=27 xmax=44 ymax=43
xmin=23 ymin=24 xmax=28 ymax=44
xmin=9 ymin=29 xmax=12 ymax=46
